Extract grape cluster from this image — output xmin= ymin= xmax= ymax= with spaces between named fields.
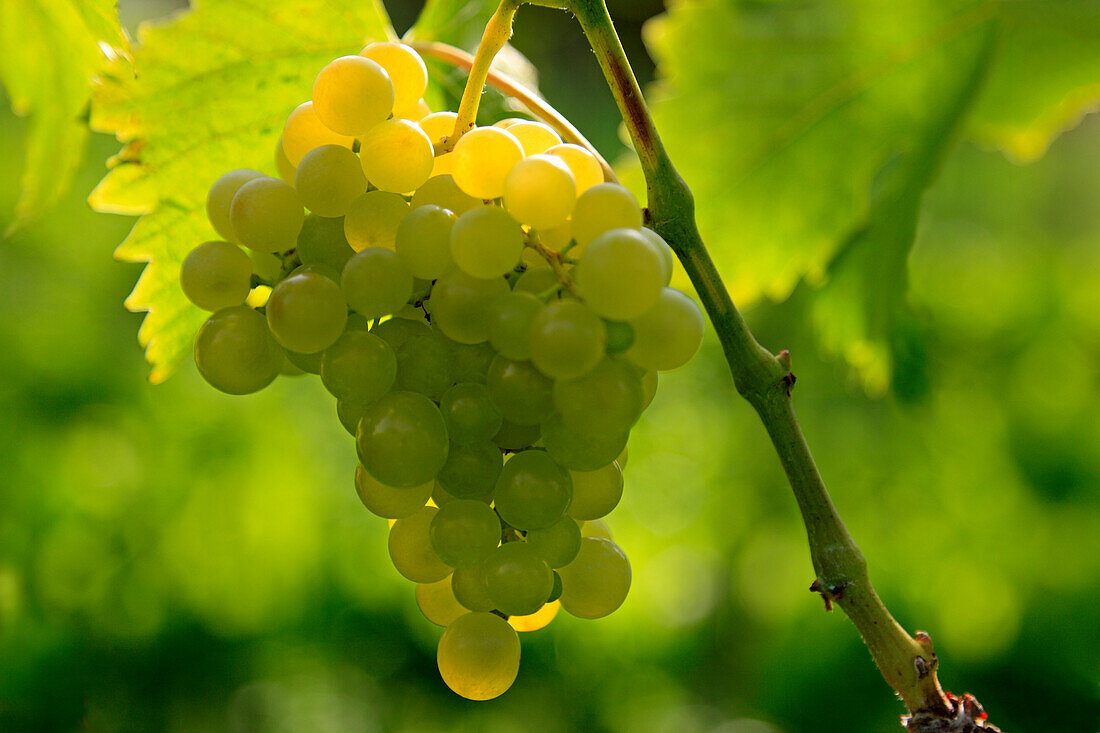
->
xmin=180 ymin=41 xmax=705 ymax=700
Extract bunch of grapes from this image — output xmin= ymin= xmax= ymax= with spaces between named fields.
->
xmin=180 ymin=41 xmax=705 ymax=700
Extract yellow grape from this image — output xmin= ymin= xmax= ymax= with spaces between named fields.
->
xmin=281 ymin=101 xmax=354 ymax=166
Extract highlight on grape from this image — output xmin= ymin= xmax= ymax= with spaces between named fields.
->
xmin=182 ymin=41 xmax=703 ymax=700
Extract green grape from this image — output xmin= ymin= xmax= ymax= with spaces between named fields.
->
xmin=345 ymin=313 xmax=371 ymax=331
xmin=488 ymin=291 xmax=542 ymax=360
xmin=432 ymin=480 xmax=459 ymax=508
xmin=604 ymin=320 xmax=635 ymax=354
xmin=294 ymin=144 xmax=368 ymax=217
xmin=395 ymin=331 xmax=453 ymax=400
xmin=528 ymin=300 xmax=607 ymax=380
xmin=394 ymin=304 xmax=429 ymax=323
xmin=558 ymin=537 xmax=630 ymax=619
xmin=430 ymin=269 xmax=509 ymax=344
xmin=545 ymin=143 xmax=603 ymax=196
xmin=371 ymin=317 xmax=432 ymax=351
xmin=206 ymin=169 xmax=263 ymax=243
xmin=344 ymin=190 xmax=409 ymax=251
xmin=567 ymin=462 xmax=623 ymax=520
xmin=553 ymin=357 xmax=644 ymax=435
xmin=250 ymin=249 xmax=283 ymax=283
xmin=575 ymin=228 xmax=663 ymax=321
xmin=281 ymin=101 xmax=355 ymax=166
xmin=482 ymin=542 xmax=553 ymax=616
xmin=280 ymin=356 xmax=306 ymax=377
xmin=440 ymin=383 xmax=503 ymax=445
xmin=265 ymin=271 xmax=347 ymax=353
xmin=506 ymin=121 xmax=562 ymax=156
xmin=417 ymin=112 xmax=457 ymax=178
xmin=492 ymin=419 xmax=541 ymax=451
xmin=284 ymin=348 xmax=322 ymax=375
xmin=570 ymin=183 xmax=642 ymax=248
xmin=486 ymin=356 xmax=555 ymax=425
xmin=355 ymin=463 xmax=433 ymax=519
xmin=451 ymin=566 xmax=495 ymax=612
xmin=616 ymin=445 xmax=628 ymax=468
xmin=360 ymin=119 xmax=434 ymax=194
xmin=180 ymin=241 xmax=252 ymax=311
xmin=416 ymin=575 xmax=466 ymax=627
xmin=494 ymin=449 xmax=572 ymax=530
xmin=410 ymin=174 xmax=482 ymax=215
xmin=321 ymin=330 xmax=397 ymax=402
xmin=291 ymin=262 xmax=341 ymax=282
xmin=357 ymin=391 xmax=449 ymax=487
xmin=395 ymin=205 xmax=456 ymax=279
xmin=503 ymin=154 xmax=576 ymax=230
xmin=521 ymin=246 xmax=551 ymax=272
xmin=451 ymin=126 xmax=524 ymax=199
xmin=389 ymin=506 xmax=451 ymax=583
xmin=437 ymin=612 xmax=520 ymax=701
xmin=444 ymin=337 xmax=496 ymax=384
xmin=437 ymin=441 xmax=503 ymax=501
xmin=450 ymin=206 xmax=524 ymax=280
xmin=532 ymin=219 xmax=573 ymax=253
xmin=624 ymin=287 xmax=705 ymax=372
xmin=337 ymin=397 xmax=368 ymax=435
xmin=512 ymin=267 xmax=559 ymax=295
xmin=580 ymin=519 xmax=613 ymax=540
xmin=194 ymin=306 xmax=282 ymax=395
xmin=526 ymin=516 xmax=581 ymax=568
xmin=547 ymin=571 xmax=563 ymax=603
xmin=640 ymin=227 xmax=675 ymax=286
xmin=359 ymin=42 xmax=427 ymax=108
xmin=541 ymin=415 xmax=627 ymax=472
xmin=641 ymin=370 xmax=658 ymax=409
xmin=312 ymin=55 xmax=394 ymax=136
xmin=275 ymin=136 xmax=296 ymax=183
xmin=430 ymin=499 xmax=501 ymax=567
xmin=229 ymin=177 xmax=305 ymax=253
xmin=297 ymin=214 xmax=355 ymax=273
xmin=341 ymin=247 xmax=414 ymax=320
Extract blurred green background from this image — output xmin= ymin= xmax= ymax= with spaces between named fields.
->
xmin=1 ymin=1 xmax=1099 ymax=731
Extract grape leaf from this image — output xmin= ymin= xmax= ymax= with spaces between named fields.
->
xmin=627 ymin=0 xmax=1100 ymax=389
xmin=0 ymin=0 xmax=127 ymax=233
xmin=90 ymin=0 xmax=395 ymax=382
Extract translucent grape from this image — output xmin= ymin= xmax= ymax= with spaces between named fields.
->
xmin=371 ymin=317 xmax=432 ymax=352
xmin=493 ymin=118 xmax=527 ymax=128
xmin=436 ymin=441 xmax=503 ymax=501
xmin=493 ymin=449 xmax=572 ymax=530
xmin=512 ymin=267 xmax=559 ymax=295
xmin=410 ymin=174 xmax=482 ymax=215
xmin=482 ymin=542 xmax=553 ymax=616
xmin=625 ymin=287 xmax=705 ymax=371
xmin=337 ymin=397 xmax=368 ymax=436
xmin=281 ymin=101 xmax=355 ymax=166
xmin=575 ymin=228 xmax=664 ymax=320
xmin=508 ymin=600 xmax=560 ymax=632
xmin=418 ymin=111 xmax=457 ymax=178
xmin=437 ymin=612 xmax=520 ymax=701
xmin=430 ymin=499 xmax=501 ymax=567
xmin=206 ymin=169 xmax=263 ymax=243
xmin=526 ymin=516 xmax=581 ymax=568
xmin=320 ymin=330 xmax=397 ymax=402
xmin=342 ymin=247 xmax=414 ymax=320
xmin=545 ymin=143 xmax=603 ymax=195
xmin=486 ymin=356 xmax=555 ymax=425
xmin=488 ymin=291 xmax=542 ymax=361
xmin=312 ymin=55 xmax=394 ymax=136
xmin=355 ymin=463 xmax=433 ymax=519
xmin=229 ymin=177 xmax=305 ymax=253
xmin=359 ymin=42 xmax=427 ymax=108
xmin=541 ymin=415 xmax=627 ymax=472
xmin=440 ymin=382 xmax=503 ymax=445
xmin=291 ymin=262 xmax=341 ymax=282
xmin=284 ymin=348 xmax=322 ymax=375
xmin=430 ymin=269 xmax=509 ymax=344
xmin=180 ymin=241 xmax=252 ymax=312
xmin=567 ymin=462 xmax=623 ymax=521
xmin=432 ymin=480 xmax=460 ymax=509
xmin=492 ymin=419 xmax=541 ymax=451
xmin=450 ymin=206 xmax=524 ymax=279
xmin=642 ymin=370 xmax=658 ymax=409
xmin=506 ymin=121 xmax=562 ymax=156
xmin=395 ymin=205 xmax=456 ymax=279
xmin=451 ymin=566 xmax=495 ymax=612
xmin=357 ymin=391 xmax=449 ymax=487
xmin=558 ymin=537 xmax=631 ymax=619
xmin=393 ymin=97 xmax=431 ymax=121
xmin=532 ymin=219 xmax=572 ymax=253
xmin=616 ymin=445 xmax=628 ymax=468
xmin=250 ymin=249 xmax=283 ymax=283
xmin=395 ymin=331 xmax=453 ymax=400
xmin=294 ymin=144 xmax=367 ymax=217
xmin=265 ymin=271 xmax=347 ymax=353
xmin=451 ymin=127 xmax=524 ymax=199
xmin=503 ymin=154 xmax=575 ymax=230
xmin=443 ymin=337 xmax=496 ymax=384
xmin=194 ymin=306 xmax=282 ymax=395
xmin=416 ymin=575 xmax=467 ymax=627
xmin=553 ymin=357 xmax=644 ymax=435
xmin=528 ymin=300 xmax=607 ymax=380
xmin=344 ymin=191 xmax=409 ymax=251
xmin=389 ymin=506 xmax=451 ymax=583
xmin=604 ymin=320 xmax=635 ymax=354
xmin=580 ymin=519 xmax=613 ymax=540
xmin=570 ymin=183 xmax=642 ymax=248
xmin=297 ymin=214 xmax=355 ymax=272
xmin=275 ymin=137 xmax=296 ymax=183
xmin=360 ymin=119 xmax=434 ymax=193
xmin=640 ymin=227 xmax=675 ymax=286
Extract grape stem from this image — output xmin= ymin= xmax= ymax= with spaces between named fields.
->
xmin=467 ymin=0 xmax=997 ymax=728
xmin=523 ymin=231 xmax=579 ymax=297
